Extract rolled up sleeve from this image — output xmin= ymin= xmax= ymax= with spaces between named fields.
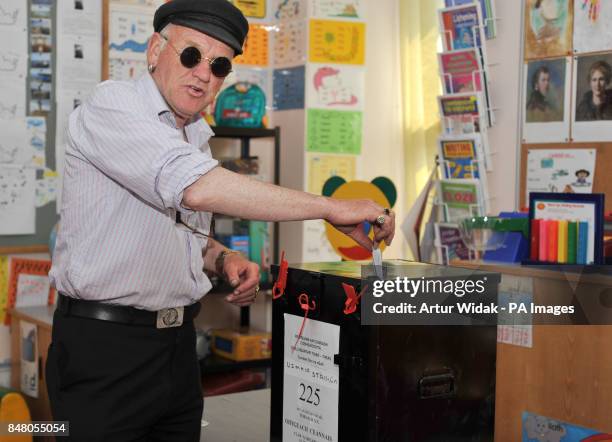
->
xmin=70 ymin=82 xmax=218 ymax=212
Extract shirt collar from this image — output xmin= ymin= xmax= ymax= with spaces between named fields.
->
xmin=137 ymin=72 xmax=214 ymax=137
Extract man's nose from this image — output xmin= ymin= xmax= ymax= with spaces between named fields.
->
xmin=191 ymin=60 xmax=211 ymax=82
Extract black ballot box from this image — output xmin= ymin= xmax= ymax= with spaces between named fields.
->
xmin=270 ymin=260 xmax=501 ymax=442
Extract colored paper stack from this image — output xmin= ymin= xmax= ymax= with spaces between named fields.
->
xmin=529 ymin=218 xmax=589 ymax=264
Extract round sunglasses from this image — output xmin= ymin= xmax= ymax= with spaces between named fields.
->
xmin=161 ymin=34 xmax=233 ymax=78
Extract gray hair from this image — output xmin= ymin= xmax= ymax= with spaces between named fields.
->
xmin=158 ymin=23 xmax=173 ymax=49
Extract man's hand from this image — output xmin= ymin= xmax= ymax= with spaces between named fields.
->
xmin=221 ymin=253 xmax=260 ymax=306
xmin=325 ymin=199 xmax=396 ymax=250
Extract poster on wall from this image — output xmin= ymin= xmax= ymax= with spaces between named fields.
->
xmin=522 ymin=57 xmax=571 ymax=143
xmin=305 ymin=63 xmax=364 ymax=111
xmin=571 ymin=52 xmax=612 ymax=141
xmin=309 ymin=20 xmax=365 ymax=65
xmin=523 ymin=0 xmax=573 ymax=60
xmin=274 ymin=0 xmax=307 ymax=21
xmin=272 ymin=20 xmax=306 ymax=67
xmin=273 ymin=65 xmax=305 ymax=110
xmin=526 ymin=148 xmax=596 ymax=200
xmin=283 ymin=314 xmax=340 ymax=442
xmin=107 ymin=1 xmax=163 ymax=81
xmin=230 ymin=0 xmax=269 ymax=20
xmin=309 ymin=0 xmax=365 ymax=20
xmin=0 ymin=0 xmax=27 ymax=120
xmin=235 ymin=23 xmax=270 ymax=67
xmin=306 ymin=109 xmax=362 ymax=154
xmin=573 ymin=0 xmax=612 ymax=54
xmin=0 ymin=166 xmax=35 ymax=236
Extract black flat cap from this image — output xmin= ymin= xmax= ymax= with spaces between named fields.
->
xmin=154 ymin=0 xmax=249 ymax=56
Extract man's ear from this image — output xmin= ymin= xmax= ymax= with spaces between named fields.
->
xmin=146 ymin=32 xmax=163 ymax=68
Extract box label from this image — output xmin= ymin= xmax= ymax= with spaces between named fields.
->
xmin=283 ymin=314 xmax=340 ymax=442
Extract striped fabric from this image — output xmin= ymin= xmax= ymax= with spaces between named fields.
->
xmin=49 ymin=72 xmax=218 ymax=311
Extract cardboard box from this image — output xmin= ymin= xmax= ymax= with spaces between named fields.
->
xmin=211 ymin=329 xmax=272 ymax=361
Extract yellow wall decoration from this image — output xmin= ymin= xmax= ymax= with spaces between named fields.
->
xmin=235 ymin=24 xmax=269 ymax=66
xmin=308 ymin=19 xmax=365 ymax=65
xmin=230 ymin=0 xmax=267 ymax=19
xmin=321 ymin=177 xmax=397 ymax=260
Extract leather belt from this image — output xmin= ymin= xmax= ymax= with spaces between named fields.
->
xmin=57 ymin=293 xmax=201 ymax=329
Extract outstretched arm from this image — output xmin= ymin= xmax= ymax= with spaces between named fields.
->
xmin=183 ymin=167 xmax=396 ymax=249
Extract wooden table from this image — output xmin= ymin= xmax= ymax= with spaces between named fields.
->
xmin=451 ymin=261 xmax=612 ymax=441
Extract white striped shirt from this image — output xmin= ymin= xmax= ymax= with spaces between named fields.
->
xmin=49 ymin=72 xmax=218 ymax=311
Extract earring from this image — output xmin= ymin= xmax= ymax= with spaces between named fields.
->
xmin=148 ymin=64 xmax=155 ymax=73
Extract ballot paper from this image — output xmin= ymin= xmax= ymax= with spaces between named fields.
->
xmin=372 ymin=247 xmax=383 ymax=279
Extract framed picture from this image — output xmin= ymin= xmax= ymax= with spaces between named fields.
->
xmin=527 ymin=192 xmax=604 ymax=264
xmin=571 ymin=52 xmax=612 ymax=141
xmin=522 ymin=57 xmax=571 ymax=143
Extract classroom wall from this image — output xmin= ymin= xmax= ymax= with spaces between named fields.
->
xmin=484 ymin=0 xmax=524 ymax=214
xmin=278 ymin=0 xmax=406 ymax=262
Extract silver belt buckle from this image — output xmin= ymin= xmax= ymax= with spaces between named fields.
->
xmin=156 ymin=307 xmax=184 ymax=329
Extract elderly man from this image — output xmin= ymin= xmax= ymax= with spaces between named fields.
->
xmin=47 ymin=0 xmax=395 ymax=440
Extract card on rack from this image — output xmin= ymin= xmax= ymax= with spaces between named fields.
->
xmin=444 ymin=0 xmax=496 ymax=39
xmin=434 ymin=222 xmax=471 ymax=264
xmin=439 ymin=2 xmax=486 ymax=52
xmin=438 ymin=178 xmax=485 ymax=223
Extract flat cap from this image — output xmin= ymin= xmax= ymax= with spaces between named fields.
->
xmin=154 ymin=0 xmax=249 ymax=56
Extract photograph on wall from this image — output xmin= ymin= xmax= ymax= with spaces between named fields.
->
xmin=439 ymin=3 xmax=486 ymax=52
xmin=522 ymin=57 xmax=571 ymax=143
xmin=524 ymin=0 xmax=573 ymax=60
xmin=573 ymin=0 xmax=612 ymax=54
xmin=444 ymin=0 xmax=496 ymax=39
xmin=571 ymin=52 xmax=612 ymax=141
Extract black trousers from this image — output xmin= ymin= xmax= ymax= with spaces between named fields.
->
xmin=46 ymin=309 xmax=203 ymax=441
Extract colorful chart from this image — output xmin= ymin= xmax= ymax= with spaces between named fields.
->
xmin=235 ymin=23 xmax=269 ymax=66
xmin=306 ymin=109 xmax=362 ymax=154
xmin=309 ymin=19 xmax=365 ymax=65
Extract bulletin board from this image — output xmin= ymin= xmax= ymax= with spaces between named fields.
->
xmin=0 ymin=1 xmax=58 ymax=254
xmin=520 ymin=142 xmax=612 ymax=213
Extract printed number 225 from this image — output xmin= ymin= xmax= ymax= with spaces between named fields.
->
xmin=298 ymin=382 xmax=320 ymax=406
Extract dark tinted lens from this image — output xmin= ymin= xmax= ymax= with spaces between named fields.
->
xmin=180 ymin=46 xmax=201 ymax=69
xmin=210 ymin=57 xmax=232 ymax=78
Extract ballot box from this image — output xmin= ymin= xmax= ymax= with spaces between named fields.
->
xmin=270 ymin=260 xmax=501 ymax=442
